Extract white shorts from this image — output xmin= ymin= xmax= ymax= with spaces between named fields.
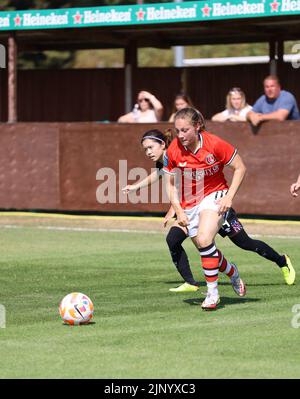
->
xmin=184 ymin=190 xmax=228 ymax=238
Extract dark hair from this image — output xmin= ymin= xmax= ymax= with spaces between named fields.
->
xmin=172 ymin=93 xmax=194 ymax=113
xmin=174 ymin=107 xmax=206 ymax=131
xmin=141 ymin=128 xmax=175 ymax=148
xmin=137 ymin=90 xmax=154 ymax=110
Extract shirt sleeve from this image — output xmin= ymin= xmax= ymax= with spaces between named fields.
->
xmin=162 ymin=149 xmax=177 ymax=175
xmin=277 ymin=92 xmax=296 ymax=113
xmin=252 ymin=96 xmax=264 ymax=113
xmin=212 ymin=135 xmax=237 ymax=166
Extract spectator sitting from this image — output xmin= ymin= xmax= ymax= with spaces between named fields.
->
xmin=168 ymin=93 xmax=194 ymax=122
xmin=212 ymin=87 xmax=252 ymax=122
xmin=118 ymin=90 xmax=163 ymax=123
xmin=247 ymin=75 xmax=300 ymax=126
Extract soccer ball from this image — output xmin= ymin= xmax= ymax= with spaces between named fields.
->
xmin=59 ymin=292 xmax=94 ymax=325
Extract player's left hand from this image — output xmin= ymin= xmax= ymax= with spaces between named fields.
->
xmin=216 ymin=196 xmax=232 ymax=216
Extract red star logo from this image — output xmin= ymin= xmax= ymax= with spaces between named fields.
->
xmin=73 ymin=11 xmax=83 ymax=24
xmin=270 ymin=0 xmax=280 ymax=11
xmin=14 ymin=14 xmax=22 ymax=26
xmin=136 ymin=8 xmax=146 ymax=21
xmin=201 ymin=4 xmax=212 ymax=17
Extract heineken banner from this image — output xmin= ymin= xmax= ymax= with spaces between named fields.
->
xmin=0 ymin=0 xmax=300 ymax=31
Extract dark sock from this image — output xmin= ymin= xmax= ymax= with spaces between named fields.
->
xmin=230 ymin=230 xmax=286 ymax=268
xmin=166 ymin=226 xmax=199 ymax=285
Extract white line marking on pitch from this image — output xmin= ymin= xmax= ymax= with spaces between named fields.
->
xmin=1 ymin=224 xmax=300 ymax=239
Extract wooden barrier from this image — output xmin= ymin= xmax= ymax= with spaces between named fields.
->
xmin=0 ymin=121 xmax=299 ymax=216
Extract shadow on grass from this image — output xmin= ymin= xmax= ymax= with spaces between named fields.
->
xmin=183 ymin=296 xmax=260 ymax=309
xmin=166 ymin=280 xmax=285 ymax=288
xmin=62 ymin=321 xmax=96 ymax=327
xmin=237 ymin=283 xmax=284 ymax=287
xmin=164 ymin=281 xmax=206 ymax=287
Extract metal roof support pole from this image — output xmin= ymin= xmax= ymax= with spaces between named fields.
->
xmin=8 ymin=33 xmax=17 ymax=123
xmin=124 ymin=41 xmax=137 ymax=114
xmin=269 ymin=39 xmax=277 ymax=76
xmin=173 ymin=0 xmax=184 ymax=68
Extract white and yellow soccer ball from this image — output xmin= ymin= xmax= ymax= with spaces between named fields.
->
xmin=59 ymin=292 xmax=94 ymax=325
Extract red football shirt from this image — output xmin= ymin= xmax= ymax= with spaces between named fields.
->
xmin=163 ymin=131 xmax=237 ymax=209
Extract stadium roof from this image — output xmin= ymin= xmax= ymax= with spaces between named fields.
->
xmin=0 ymin=1 xmax=300 ymax=50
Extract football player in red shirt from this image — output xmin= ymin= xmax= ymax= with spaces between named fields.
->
xmin=123 ymin=126 xmax=295 ymax=306
xmin=163 ymin=108 xmax=247 ymax=310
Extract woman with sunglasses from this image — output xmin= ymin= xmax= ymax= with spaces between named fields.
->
xmin=118 ymin=90 xmax=164 ymax=123
xmin=212 ymin=87 xmax=252 ymax=122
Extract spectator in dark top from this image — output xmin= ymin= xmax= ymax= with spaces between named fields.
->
xmin=168 ymin=93 xmax=194 ymax=122
xmin=247 ymin=75 xmax=300 ymax=126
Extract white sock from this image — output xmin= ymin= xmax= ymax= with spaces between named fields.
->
xmin=207 ymin=281 xmax=218 ymax=297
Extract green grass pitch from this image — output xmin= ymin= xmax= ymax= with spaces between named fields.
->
xmin=0 ymin=224 xmax=299 ymax=378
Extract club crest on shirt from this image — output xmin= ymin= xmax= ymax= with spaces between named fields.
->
xmin=205 ymin=154 xmax=216 ymax=165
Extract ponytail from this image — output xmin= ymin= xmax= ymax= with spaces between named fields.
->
xmin=141 ymin=128 xmax=175 ymax=148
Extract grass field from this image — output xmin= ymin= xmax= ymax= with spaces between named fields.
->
xmin=0 ymin=214 xmax=299 ymax=379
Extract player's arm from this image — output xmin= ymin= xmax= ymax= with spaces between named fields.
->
xmin=163 ymin=172 xmax=189 ymax=227
xmin=122 ymin=170 xmax=159 ymax=194
xmin=217 ymin=154 xmax=246 ymax=215
xmin=290 ymin=174 xmax=300 ymax=197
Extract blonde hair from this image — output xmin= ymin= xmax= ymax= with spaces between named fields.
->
xmin=226 ymin=87 xmax=247 ymax=111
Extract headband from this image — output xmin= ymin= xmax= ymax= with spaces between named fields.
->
xmin=141 ymin=135 xmax=165 ymax=143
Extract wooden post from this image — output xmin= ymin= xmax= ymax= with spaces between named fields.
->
xmin=8 ymin=34 xmax=17 ymax=123
xmin=277 ymin=40 xmax=284 ymax=76
xmin=181 ymin=68 xmax=188 ymax=94
xmin=124 ymin=41 xmax=137 ymax=114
